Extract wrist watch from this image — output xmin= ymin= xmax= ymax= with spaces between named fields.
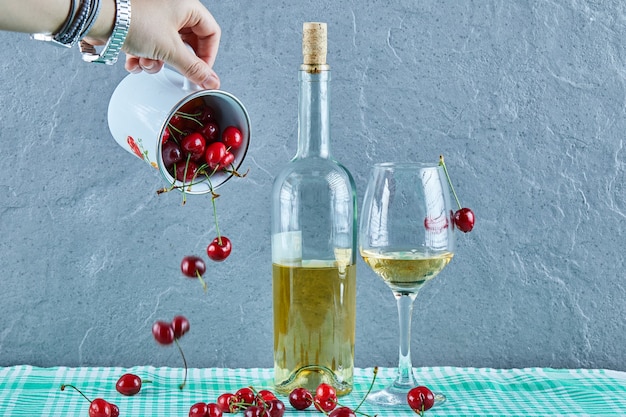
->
xmin=80 ymin=0 xmax=131 ymax=65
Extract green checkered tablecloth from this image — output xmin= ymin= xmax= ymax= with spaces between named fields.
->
xmin=1 ymin=366 xmax=625 ymax=416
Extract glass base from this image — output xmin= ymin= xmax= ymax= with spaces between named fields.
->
xmin=366 ymin=385 xmax=446 ymax=408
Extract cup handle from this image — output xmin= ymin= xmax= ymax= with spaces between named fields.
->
xmin=182 ymin=77 xmax=195 ymax=91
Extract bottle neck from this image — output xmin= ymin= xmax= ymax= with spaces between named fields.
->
xmin=296 ymin=70 xmax=331 ymax=159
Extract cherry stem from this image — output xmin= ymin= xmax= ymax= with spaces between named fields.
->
xmin=353 ymin=366 xmax=378 ymax=414
xmin=176 ymin=111 xmax=204 ymax=127
xmin=196 ymin=270 xmax=207 ymax=292
xmin=439 ymin=155 xmax=462 ymax=210
xmin=174 ymin=338 xmax=188 ymax=390
xmin=180 ymin=155 xmax=194 ymax=205
xmin=157 ymin=171 xmax=212 ymax=195
xmin=207 ymin=178 xmax=222 ymax=244
xmin=167 ymin=123 xmax=184 ymax=139
xmin=60 ymin=384 xmax=92 ymax=403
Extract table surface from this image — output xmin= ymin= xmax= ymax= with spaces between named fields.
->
xmin=1 ymin=365 xmax=625 ymax=416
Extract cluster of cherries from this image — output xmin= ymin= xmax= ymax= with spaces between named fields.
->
xmin=439 ymin=155 xmax=475 ymax=233
xmin=159 ymin=98 xmax=245 ymax=288
xmin=187 ymin=383 xmax=436 ymax=417
xmin=62 ymin=366 xmax=436 ymax=417
xmin=160 ymin=97 xmax=244 ymax=185
xmin=189 ymin=383 xmax=354 ymax=417
xmin=191 ymin=387 xmax=285 ymax=417
xmin=287 ymin=383 xmax=351 ymax=416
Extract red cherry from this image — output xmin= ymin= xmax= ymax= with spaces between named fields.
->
xmin=199 ymin=104 xmax=218 ymax=123
xmin=205 ymin=142 xmax=227 ymax=169
xmin=61 ymin=385 xmax=114 ymax=417
xmin=189 ymin=402 xmax=209 ymax=417
xmin=115 ymin=373 xmax=142 ymax=396
xmin=179 ymin=97 xmax=204 ymax=114
xmin=314 ymin=398 xmax=336 ymax=413
xmin=201 ymin=121 xmax=221 ymax=142
xmin=181 ymin=256 xmax=206 ymax=278
xmin=314 ymin=383 xmax=337 ymax=412
xmin=453 ymin=207 xmax=475 ymax=233
xmin=218 ymin=152 xmax=235 ymax=170
xmin=423 ymin=214 xmax=449 ymax=232
xmin=176 ymin=160 xmax=199 ymax=182
xmin=266 ymin=399 xmax=285 ymax=417
xmin=243 ymin=405 xmax=268 ymax=417
xmin=217 ymin=393 xmax=237 ymax=413
xmin=162 ymin=141 xmax=183 ymax=169
xmin=328 ymin=407 xmax=356 ymax=417
xmin=181 ymin=255 xmax=208 ymax=291
xmin=207 ymin=236 xmax=232 ymax=262
xmin=315 ymin=383 xmax=336 ymax=402
xmin=407 ymin=386 xmax=435 ymax=413
xmin=207 ymin=403 xmax=223 ymax=417
xmin=169 ymin=114 xmax=183 ymax=128
xmin=288 ymin=387 xmax=313 ymax=410
xmin=222 ymin=126 xmax=243 ymax=149
xmin=152 ymin=321 xmax=175 ymax=345
xmin=235 ymin=387 xmax=256 ymax=406
xmin=89 ymin=398 xmax=112 ymax=417
xmin=171 ymin=315 xmax=190 ymax=339
xmin=256 ymin=389 xmax=277 ymax=405
xmin=181 ymin=132 xmax=206 ymax=160
xmin=162 ymin=127 xmax=171 ymax=143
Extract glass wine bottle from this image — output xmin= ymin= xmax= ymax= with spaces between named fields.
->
xmin=271 ymin=22 xmax=357 ymax=396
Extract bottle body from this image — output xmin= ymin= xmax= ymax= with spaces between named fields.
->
xmin=271 ymin=68 xmax=357 ymax=395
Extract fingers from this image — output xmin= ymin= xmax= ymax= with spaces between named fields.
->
xmin=173 ymin=5 xmax=221 ymax=88
xmin=188 ymin=6 xmax=221 ymax=69
xmin=168 ymin=39 xmax=221 ymax=89
xmin=122 ymin=0 xmax=221 ymax=89
xmin=137 ymin=57 xmax=164 ymax=74
xmin=124 ymin=55 xmax=164 ymax=74
xmin=125 ymin=49 xmax=220 ymax=90
xmin=124 ymin=55 xmax=141 ymax=73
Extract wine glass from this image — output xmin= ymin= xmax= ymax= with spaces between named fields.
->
xmin=359 ymin=162 xmax=455 ymax=407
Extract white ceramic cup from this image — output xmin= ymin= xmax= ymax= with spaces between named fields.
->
xmin=107 ymin=68 xmax=250 ymax=194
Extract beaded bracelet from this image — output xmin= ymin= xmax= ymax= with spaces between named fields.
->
xmin=54 ymin=0 xmax=92 ymax=46
xmin=78 ymin=0 xmax=102 ymax=42
xmin=32 ymin=0 xmax=130 ymax=65
xmin=31 ymin=0 xmax=79 ymax=47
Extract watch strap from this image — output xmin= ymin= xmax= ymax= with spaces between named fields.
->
xmin=79 ymin=0 xmax=131 ymax=65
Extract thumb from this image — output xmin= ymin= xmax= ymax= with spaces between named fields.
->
xmin=170 ymin=44 xmax=220 ymax=90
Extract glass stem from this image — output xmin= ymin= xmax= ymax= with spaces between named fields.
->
xmin=393 ymin=291 xmax=419 ymax=389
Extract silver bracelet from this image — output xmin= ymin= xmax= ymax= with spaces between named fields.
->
xmin=79 ymin=0 xmax=131 ymax=65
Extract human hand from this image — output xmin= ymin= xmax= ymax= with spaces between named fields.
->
xmin=121 ymin=0 xmax=221 ymax=89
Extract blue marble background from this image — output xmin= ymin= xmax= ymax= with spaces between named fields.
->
xmin=1 ymin=0 xmax=625 ymax=371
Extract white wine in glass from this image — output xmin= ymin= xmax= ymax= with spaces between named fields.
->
xmin=359 ymin=162 xmax=455 ymax=407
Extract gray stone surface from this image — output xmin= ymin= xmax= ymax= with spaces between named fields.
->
xmin=1 ymin=0 xmax=625 ymax=371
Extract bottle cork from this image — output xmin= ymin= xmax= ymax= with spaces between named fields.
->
xmin=302 ymin=22 xmax=329 ymax=71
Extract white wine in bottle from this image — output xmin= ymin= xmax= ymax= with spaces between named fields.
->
xmin=271 ymin=22 xmax=357 ymax=396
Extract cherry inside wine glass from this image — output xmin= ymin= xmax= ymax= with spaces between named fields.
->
xmin=359 ymin=162 xmax=455 ymax=407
